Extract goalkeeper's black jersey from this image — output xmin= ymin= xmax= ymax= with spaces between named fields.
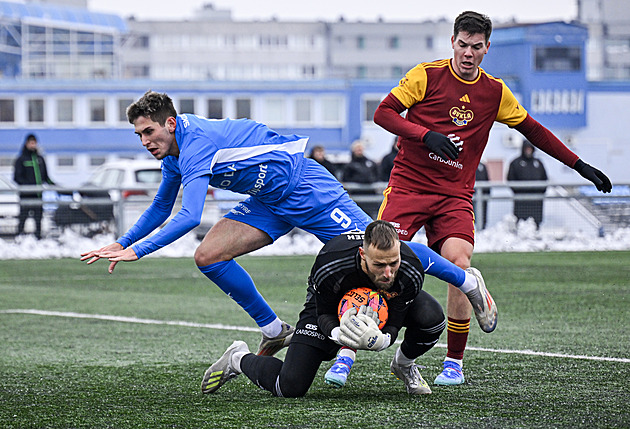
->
xmin=308 ymin=231 xmax=424 ymax=342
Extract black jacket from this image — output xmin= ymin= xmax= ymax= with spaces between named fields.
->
xmin=342 ymin=154 xmax=378 ymax=188
xmin=507 ymin=143 xmax=547 ymax=194
xmin=14 ymin=144 xmax=54 ymax=197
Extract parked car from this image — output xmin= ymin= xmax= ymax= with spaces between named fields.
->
xmin=52 ymin=159 xmax=234 ymax=238
xmin=86 ymin=159 xmax=163 ymax=201
xmin=53 ymin=159 xmax=162 ymax=232
xmin=0 ymin=175 xmax=19 ymax=236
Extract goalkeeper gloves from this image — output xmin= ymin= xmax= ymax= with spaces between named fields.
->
xmin=574 ymin=159 xmax=612 ymax=193
xmin=423 ymin=131 xmax=460 ymax=161
xmin=339 ymin=307 xmax=390 ymax=351
xmin=357 ymin=304 xmax=380 ymax=326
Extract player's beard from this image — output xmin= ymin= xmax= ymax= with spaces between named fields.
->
xmin=363 ymin=263 xmax=396 ymax=291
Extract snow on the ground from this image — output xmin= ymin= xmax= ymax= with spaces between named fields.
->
xmin=1 ymin=215 xmax=628 ymax=260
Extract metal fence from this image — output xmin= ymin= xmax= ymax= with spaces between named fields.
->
xmin=1 ymin=182 xmax=628 ymax=239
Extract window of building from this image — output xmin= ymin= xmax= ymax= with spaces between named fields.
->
xmin=0 ymin=99 xmax=15 ymax=122
xmin=99 ymin=34 xmax=115 ymax=56
xmin=363 ymin=97 xmax=382 ymax=122
xmin=132 ymin=35 xmax=150 ymax=49
xmin=261 ymin=97 xmax=285 ymax=125
xmin=78 ymin=31 xmax=95 ymax=56
xmin=224 ymin=34 xmax=237 ymax=47
xmin=236 ymin=98 xmax=252 ymax=119
xmin=57 ymin=99 xmax=74 ymax=123
xmin=90 ymin=156 xmax=107 ymax=167
xmin=56 ymin=156 xmax=75 ymax=168
xmin=259 ymin=35 xmax=289 ymax=48
xmin=207 ymin=98 xmax=223 ymax=119
xmin=26 ymin=25 xmax=46 ymax=58
xmin=28 ymin=99 xmax=45 ymax=123
xmin=357 ymin=36 xmax=365 ymax=49
xmin=26 ymin=63 xmax=46 ymax=79
xmin=425 ymin=36 xmax=434 ymax=50
xmin=180 ymin=98 xmax=195 ymax=114
xmin=118 ymin=98 xmax=134 ymax=122
xmin=534 ymin=46 xmax=582 ymax=71
xmin=124 ymin=65 xmax=150 ymax=78
xmin=294 ymin=98 xmax=312 ymax=124
xmin=89 ymin=98 xmax=106 ymax=123
xmin=302 ymin=65 xmax=316 ymax=78
xmin=321 ymin=97 xmax=343 ymax=124
xmin=392 ymin=66 xmax=403 ymax=78
xmin=357 ymin=65 xmax=367 ymax=78
xmin=389 ymin=36 xmax=399 ymax=49
xmin=52 ymin=28 xmax=71 ymax=55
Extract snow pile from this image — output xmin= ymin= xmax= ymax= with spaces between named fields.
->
xmin=1 ymin=215 xmax=628 ymax=260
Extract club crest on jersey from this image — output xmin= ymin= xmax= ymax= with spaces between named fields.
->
xmin=449 ymin=106 xmax=474 ymax=126
xmin=377 ymin=289 xmax=399 ymax=300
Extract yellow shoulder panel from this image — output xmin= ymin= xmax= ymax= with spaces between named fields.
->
xmin=390 ymin=63 xmax=432 ymax=109
xmin=494 ymin=77 xmax=528 ymax=126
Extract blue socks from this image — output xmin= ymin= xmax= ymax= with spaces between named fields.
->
xmin=198 ymin=260 xmax=277 ymax=327
xmin=405 ymin=241 xmax=465 ymax=287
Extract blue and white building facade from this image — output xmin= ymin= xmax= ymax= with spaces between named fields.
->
xmin=0 ymin=1 xmax=628 ymax=189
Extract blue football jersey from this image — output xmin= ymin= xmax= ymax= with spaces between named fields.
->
xmin=162 ymin=114 xmax=308 ymax=204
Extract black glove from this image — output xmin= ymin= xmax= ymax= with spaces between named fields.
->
xmin=574 ymin=159 xmax=612 ymax=193
xmin=423 ymin=131 xmax=459 ymax=161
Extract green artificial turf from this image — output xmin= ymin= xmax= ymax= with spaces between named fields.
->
xmin=1 ymin=252 xmax=628 ymax=428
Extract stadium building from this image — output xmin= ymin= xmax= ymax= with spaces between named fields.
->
xmin=0 ymin=0 xmax=628 ymax=233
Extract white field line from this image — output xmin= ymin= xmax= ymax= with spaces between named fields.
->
xmin=0 ymin=308 xmax=259 ymax=333
xmin=2 ymin=309 xmax=629 ymax=364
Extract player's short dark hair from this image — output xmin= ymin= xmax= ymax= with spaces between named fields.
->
xmin=364 ymin=220 xmax=399 ymax=251
xmin=126 ymin=90 xmax=177 ymax=125
xmin=454 ymin=11 xmax=492 ymax=43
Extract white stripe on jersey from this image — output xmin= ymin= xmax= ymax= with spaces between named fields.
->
xmin=209 ymin=137 xmax=308 ymax=171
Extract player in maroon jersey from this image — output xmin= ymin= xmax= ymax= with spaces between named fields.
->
xmin=373 ymin=11 xmax=611 ymax=386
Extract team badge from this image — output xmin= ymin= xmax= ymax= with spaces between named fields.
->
xmin=449 ymin=106 xmax=474 ymax=126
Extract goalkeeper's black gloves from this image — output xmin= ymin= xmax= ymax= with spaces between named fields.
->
xmin=574 ymin=159 xmax=612 ymax=193
xmin=423 ymin=131 xmax=459 ymax=161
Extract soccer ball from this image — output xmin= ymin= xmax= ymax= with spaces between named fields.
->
xmin=338 ymin=287 xmax=388 ymax=329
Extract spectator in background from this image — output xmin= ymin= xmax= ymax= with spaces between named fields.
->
xmin=379 ymin=138 xmax=399 ymax=182
xmin=474 ymin=162 xmax=490 ymax=230
xmin=308 ymin=145 xmax=338 ymax=178
xmin=13 ymin=133 xmax=55 ymax=239
xmin=341 ymin=139 xmax=380 ymax=219
xmin=507 ymin=140 xmax=548 ymax=228
xmin=342 ymin=140 xmax=379 ymax=191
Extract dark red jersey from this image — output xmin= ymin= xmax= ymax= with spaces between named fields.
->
xmin=374 ymin=59 xmax=577 ymax=200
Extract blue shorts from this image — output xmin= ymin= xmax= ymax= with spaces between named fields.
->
xmin=224 ymin=159 xmax=372 ymax=243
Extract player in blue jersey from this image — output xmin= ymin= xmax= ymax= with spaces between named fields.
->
xmin=80 ymin=91 xmax=496 ymax=371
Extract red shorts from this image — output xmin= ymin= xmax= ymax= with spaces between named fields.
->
xmin=377 ymin=187 xmax=475 ymax=251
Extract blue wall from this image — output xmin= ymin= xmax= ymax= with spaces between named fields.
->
xmin=482 ymin=22 xmax=588 ymax=129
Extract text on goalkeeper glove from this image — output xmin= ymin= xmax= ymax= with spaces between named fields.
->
xmin=355 ymin=314 xmax=390 ymax=351
xmin=339 ymin=313 xmax=390 ymax=351
xmin=339 ymin=307 xmax=368 ymax=346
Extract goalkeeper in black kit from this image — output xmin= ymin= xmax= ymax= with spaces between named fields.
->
xmin=201 ymin=220 xmax=446 ymax=396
